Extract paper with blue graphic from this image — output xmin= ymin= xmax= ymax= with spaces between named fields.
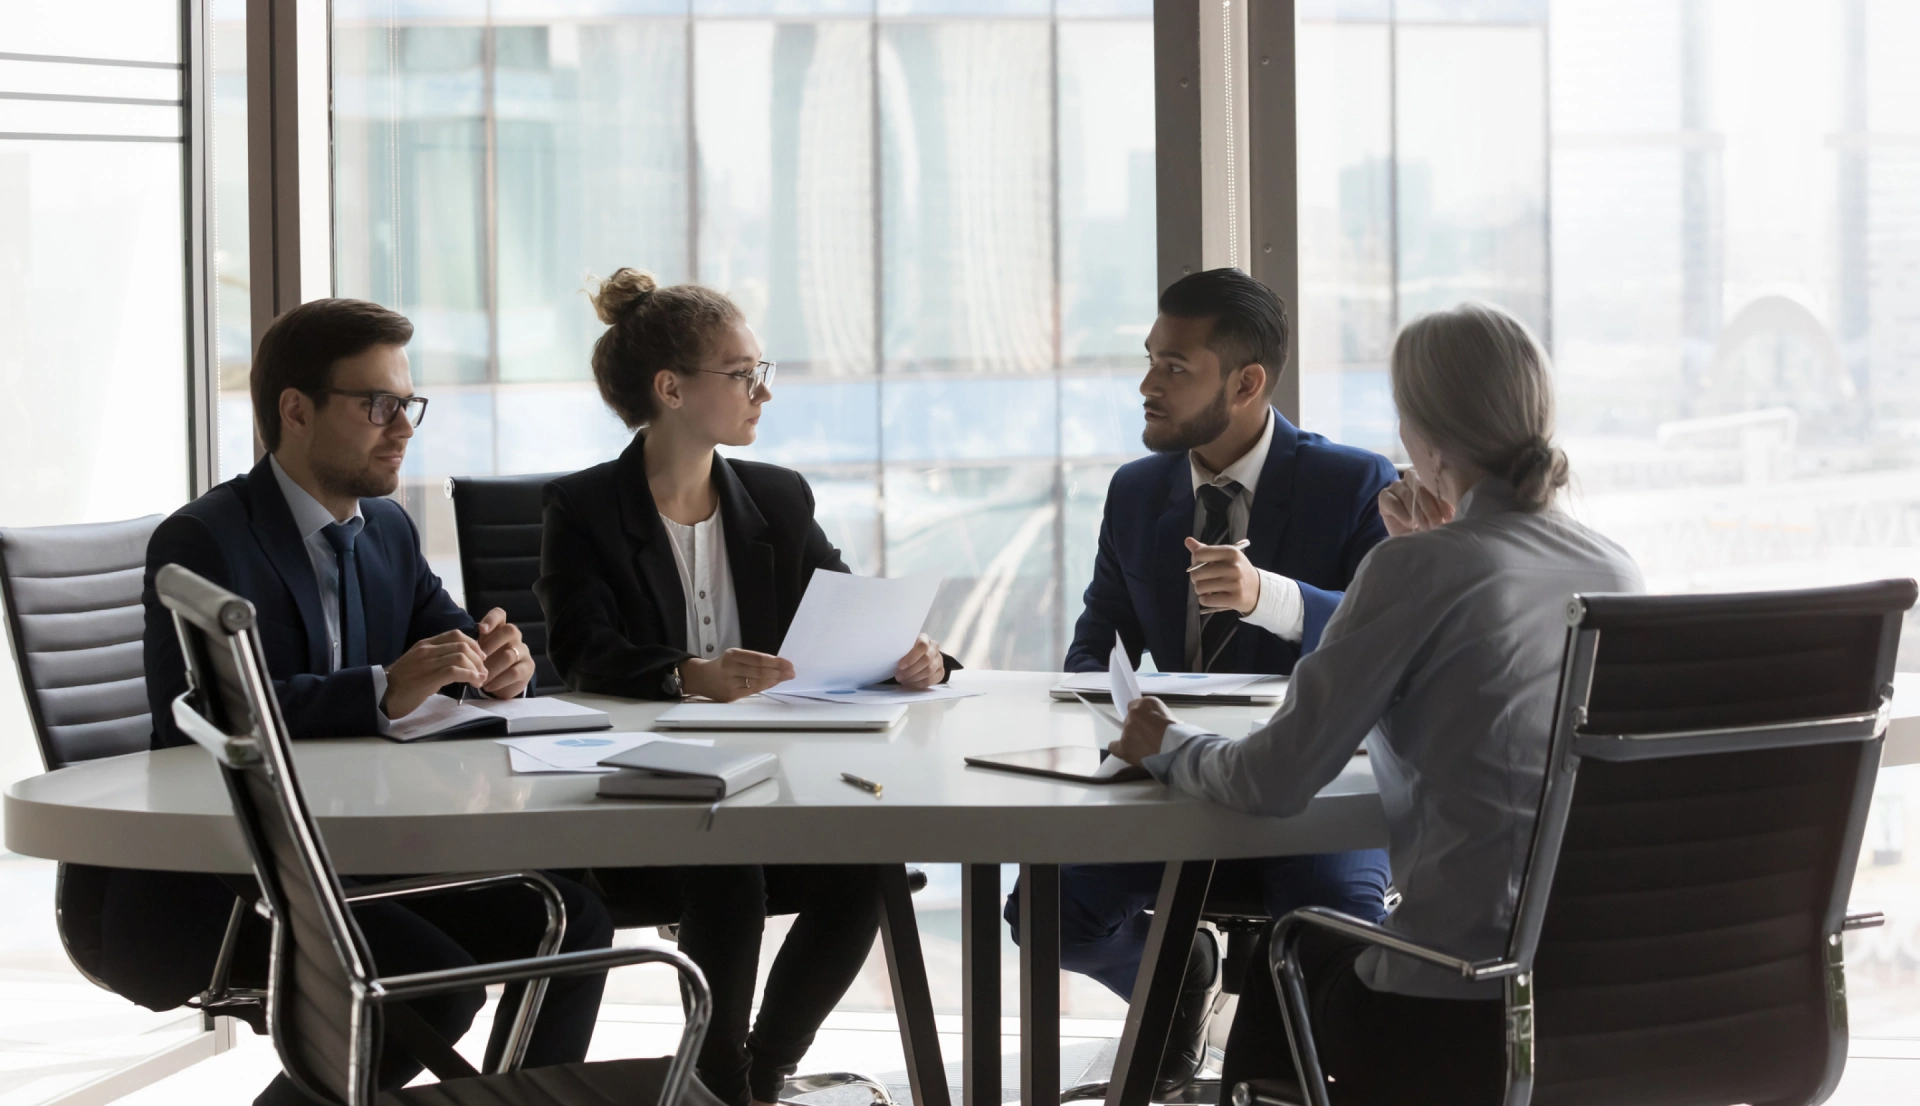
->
xmin=498 ymin=732 xmax=712 ymax=774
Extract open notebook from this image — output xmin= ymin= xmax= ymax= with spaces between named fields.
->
xmin=385 ymin=695 xmax=613 ymax=742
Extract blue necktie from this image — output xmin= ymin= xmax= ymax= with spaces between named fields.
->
xmin=1195 ymin=481 xmax=1242 ymax=672
xmin=321 ymin=521 xmax=367 ymax=670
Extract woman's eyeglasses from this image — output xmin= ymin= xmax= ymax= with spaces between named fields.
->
xmin=317 ymin=389 xmax=430 ymax=427
xmin=691 ymin=360 xmax=777 ymax=394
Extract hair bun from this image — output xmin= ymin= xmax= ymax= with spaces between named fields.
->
xmin=590 ymin=268 xmax=658 ymax=325
xmin=1506 ymin=435 xmax=1569 ymax=510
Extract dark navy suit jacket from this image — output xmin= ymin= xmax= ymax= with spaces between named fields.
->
xmin=1065 ymin=410 xmax=1396 ymax=675
xmin=101 ymin=457 xmax=473 ymax=1013
xmin=142 ymin=456 xmax=474 ymax=749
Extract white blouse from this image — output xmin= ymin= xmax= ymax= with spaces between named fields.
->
xmin=660 ymin=509 xmax=742 ymax=660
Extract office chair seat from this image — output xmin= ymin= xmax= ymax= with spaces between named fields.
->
xmin=382 ymin=1057 xmax=728 ymax=1106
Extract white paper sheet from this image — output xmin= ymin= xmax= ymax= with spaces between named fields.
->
xmin=1055 ymin=671 xmax=1269 ymax=697
xmin=497 ymin=732 xmax=712 ymax=774
xmin=1109 ymin=632 xmax=1142 ymax=712
xmin=777 ymin=570 xmax=943 ymax=693
xmin=386 ymin=694 xmax=474 ymax=742
xmin=470 ymin=697 xmax=607 ymax=724
xmin=762 ymin=684 xmax=980 ymax=706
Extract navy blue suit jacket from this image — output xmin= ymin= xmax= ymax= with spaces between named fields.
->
xmin=142 ymin=456 xmax=474 ymax=748
xmin=1065 ymin=410 xmax=1396 ymax=675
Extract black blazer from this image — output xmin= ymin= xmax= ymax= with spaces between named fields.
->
xmin=537 ymin=435 xmax=954 ymax=699
xmin=143 ymin=456 xmax=475 ymax=747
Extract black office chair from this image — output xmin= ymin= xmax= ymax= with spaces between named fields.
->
xmin=1236 ymin=579 xmax=1912 ymax=1106
xmin=0 ymin=515 xmax=265 ymax=1029
xmin=445 ymin=473 xmax=568 ymax=695
xmin=156 ymin=561 xmax=721 ymax=1106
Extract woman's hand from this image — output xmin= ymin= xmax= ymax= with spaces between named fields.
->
xmin=1378 ymin=472 xmax=1454 ymax=537
xmin=679 ymin=649 xmax=795 ymax=702
xmin=894 ymin=633 xmax=946 ymax=690
xmin=1108 ymin=696 xmax=1176 ymax=767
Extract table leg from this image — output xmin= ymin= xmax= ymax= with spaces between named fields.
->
xmin=963 ymin=863 xmax=1002 ymax=1106
xmin=1019 ymin=863 xmax=1061 ymax=1106
xmin=1103 ymin=860 xmax=1215 ymax=1106
xmin=881 ymin=864 xmax=951 ymax=1106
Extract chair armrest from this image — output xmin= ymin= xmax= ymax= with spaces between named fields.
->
xmin=347 ymin=870 xmax=565 ymax=1072
xmin=372 ymin=945 xmax=712 ymax=1106
xmin=1272 ymin=906 xmax=1520 ymax=982
xmin=1844 ymin=911 xmax=1885 ymax=931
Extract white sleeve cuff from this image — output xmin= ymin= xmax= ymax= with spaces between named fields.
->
xmin=1242 ymin=570 xmax=1306 ymax=642
xmin=1158 ymin=721 xmax=1216 ymax=757
xmin=372 ymin=666 xmax=392 ymax=735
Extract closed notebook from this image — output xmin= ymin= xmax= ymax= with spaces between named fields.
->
xmin=595 ymin=742 xmax=778 ymax=801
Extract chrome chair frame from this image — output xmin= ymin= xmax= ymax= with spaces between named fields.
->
xmin=158 ymin=562 xmax=712 ymax=1106
xmin=1240 ymin=584 xmax=1906 ymax=1106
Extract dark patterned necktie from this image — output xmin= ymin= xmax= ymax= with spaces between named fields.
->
xmin=321 ymin=521 xmax=367 ymax=670
xmin=1195 ymin=481 xmax=1241 ymax=672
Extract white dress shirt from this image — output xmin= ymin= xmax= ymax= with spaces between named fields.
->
xmin=267 ymin=457 xmax=390 ymax=712
xmin=1146 ymin=479 xmax=1643 ymax=999
xmin=662 ymin=508 xmax=743 ymax=660
xmin=1183 ymin=408 xmax=1306 ymax=669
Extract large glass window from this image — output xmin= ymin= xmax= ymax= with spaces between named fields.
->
xmin=1297 ymin=0 xmax=1920 ymax=1041
xmin=329 ymin=0 xmax=1155 ymax=677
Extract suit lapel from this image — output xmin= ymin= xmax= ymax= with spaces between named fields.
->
xmin=715 ymin=456 xmax=780 ymax=653
xmin=356 ymin=513 xmax=399 ymax=661
xmin=616 ymin=435 xmax=689 ymax=652
xmin=1151 ymin=458 xmax=1195 ymax=671
xmin=1245 ymin=408 xmax=1300 ymax=576
xmin=243 ymin=458 xmax=331 ymax=671
xmin=1235 ymin=410 xmax=1303 ymax=670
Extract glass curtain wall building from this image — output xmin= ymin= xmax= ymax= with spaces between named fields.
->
xmin=316 ymin=0 xmax=1159 ymax=672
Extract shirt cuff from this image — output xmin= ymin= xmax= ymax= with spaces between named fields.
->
xmin=371 ymin=666 xmax=392 ymax=735
xmin=1143 ymin=721 xmax=1218 ymax=781
xmin=1242 ymin=570 xmax=1306 ymax=642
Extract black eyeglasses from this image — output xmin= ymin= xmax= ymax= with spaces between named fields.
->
xmin=317 ymin=389 xmax=429 ymax=428
xmin=691 ymin=360 xmax=777 ymax=393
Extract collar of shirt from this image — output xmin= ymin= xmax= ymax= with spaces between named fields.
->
xmin=269 ymin=454 xmax=365 ymax=541
xmin=1188 ymin=406 xmax=1274 ymax=498
xmin=1457 ymin=476 xmax=1521 ymax=521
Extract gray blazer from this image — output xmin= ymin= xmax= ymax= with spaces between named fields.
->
xmin=1146 ymin=478 xmax=1643 ymax=999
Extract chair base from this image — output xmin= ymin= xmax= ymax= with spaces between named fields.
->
xmin=779 ymin=1070 xmax=896 ymax=1105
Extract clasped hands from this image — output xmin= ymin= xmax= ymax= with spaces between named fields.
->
xmin=679 ymin=633 xmax=946 ymax=703
xmin=381 ymin=608 xmax=536 ymax=718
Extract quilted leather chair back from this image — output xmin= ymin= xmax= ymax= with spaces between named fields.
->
xmin=0 ymin=515 xmax=163 ymax=768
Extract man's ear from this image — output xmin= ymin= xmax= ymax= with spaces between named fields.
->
xmin=278 ymin=388 xmax=314 ymax=439
xmin=1234 ymin=362 xmax=1270 ymax=407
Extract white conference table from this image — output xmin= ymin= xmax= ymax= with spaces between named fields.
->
xmin=4 ymin=670 xmax=1386 ymax=1106
xmin=10 ymin=668 xmax=1919 ymax=1106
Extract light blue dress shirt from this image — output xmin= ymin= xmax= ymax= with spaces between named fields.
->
xmin=268 ymin=456 xmax=390 ymax=712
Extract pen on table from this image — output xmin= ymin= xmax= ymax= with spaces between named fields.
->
xmin=1186 ymin=538 xmax=1251 ymax=572
xmin=840 ymin=772 xmax=884 ymax=798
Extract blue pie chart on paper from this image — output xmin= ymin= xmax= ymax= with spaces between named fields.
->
xmin=1176 ymin=674 xmax=1206 ymax=679
xmin=826 ymin=689 xmax=859 ymax=695
xmin=556 ymin=738 xmax=616 ymax=747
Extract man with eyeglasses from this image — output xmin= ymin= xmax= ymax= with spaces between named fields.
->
xmin=101 ymin=298 xmax=615 ymax=1106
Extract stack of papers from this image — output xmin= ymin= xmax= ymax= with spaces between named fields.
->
xmin=1053 ymin=671 xmax=1271 ymax=697
xmin=764 ymin=685 xmax=979 ymax=706
xmin=497 ymin=732 xmax=713 ymax=775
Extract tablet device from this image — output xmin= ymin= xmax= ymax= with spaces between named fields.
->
xmin=963 ymin=746 xmax=1152 ymax=784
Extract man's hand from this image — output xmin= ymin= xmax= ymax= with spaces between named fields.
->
xmin=1378 ymin=473 xmax=1454 ymax=537
xmin=475 ymin=608 xmax=536 ymax=699
xmin=894 ymin=633 xmax=946 ymax=690
xmin=680 ymin=649 xmax=795 ymax=702
xmin=1185 ymin=536 xmax=1261 ymax=615
xmin=382 ymin=629 xmax=487 ymax=718
xmin=1108 ymin=695 xmax=1176 ymax=767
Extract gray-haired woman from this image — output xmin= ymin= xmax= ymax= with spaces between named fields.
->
xmin=1108 ymin=302 xmax=1644 ymax=1104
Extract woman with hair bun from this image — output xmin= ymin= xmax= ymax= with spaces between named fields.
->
xmin=1104 ymin=302 xmax=1643 ymax=1104
xmin=536 ymin=268 xmax=956 ymax=1106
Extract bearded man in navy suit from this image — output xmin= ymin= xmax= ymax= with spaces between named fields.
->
xmin=1007 ymin=269 xmax=1397 ymax=1091
xmin=103 ymin=298 xmax=613 ymax=1106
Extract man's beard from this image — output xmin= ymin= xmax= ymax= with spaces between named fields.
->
xmin=1142 ymin=382 xmax=1232 ymax=454
xmin=312 ymin=452 xmax=400 ymax=500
